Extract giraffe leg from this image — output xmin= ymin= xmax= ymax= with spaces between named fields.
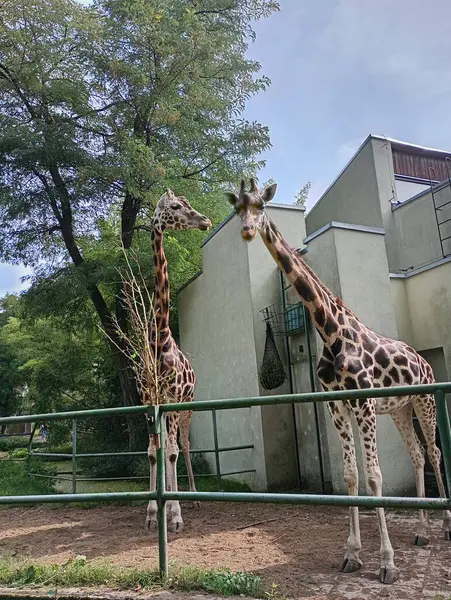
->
xmin=166 ymin=412 xmax=184 ymax=534
xmin=179 ymin=410 xmax=200 ymax=508
xmin=355 ymin=400 xmax=399 ymax=584
xmin=328 ymin=401 xmax=362 ymax=574
xmin=391 ymin=404 xmax=429 ymax=546
xmin=414 ymin=395 xmax=451 ymax=540
xmin=145 ymin=433 xmax=158 ymax=530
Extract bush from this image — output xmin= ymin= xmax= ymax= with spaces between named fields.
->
xmin=0 ymin=436 xmax=30 ymax=452
xmin=0 ymin=459 xmax=56 ymax=497
xmin=76 ymin=415 xmax=147 ymax=479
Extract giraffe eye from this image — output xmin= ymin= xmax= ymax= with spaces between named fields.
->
xmin=170 ymin=202 xmax=182 ymax=210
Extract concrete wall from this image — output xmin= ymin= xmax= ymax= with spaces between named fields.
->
xmin=390 ymin=189 xmax=445 ymax=271
xmin=391 ymin=259 xmax=451 ymax=410
xmin=247 ymin=204 xmax=306 ymax=490
xmin=306 ymin=138 xmax=383 ymax=236
xmin=178 ymin=215 xmax=267 ymax=489
xmin=290 ymin=225 xmax=415 ymax=495
xmin=178 ymin=204 xmax=306 ymax=490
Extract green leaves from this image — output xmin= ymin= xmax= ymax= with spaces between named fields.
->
xmin=0 ymin=0 xmax=278 ymax=423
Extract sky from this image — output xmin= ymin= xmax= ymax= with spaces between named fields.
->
xmin=2 ymin=0 xmax=451 ymax=296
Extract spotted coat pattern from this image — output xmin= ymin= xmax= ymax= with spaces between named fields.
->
xmin=227 ymin=178 xmax=451 ymax=585
xmin=145 ymin=190 xmax=211 ymax=534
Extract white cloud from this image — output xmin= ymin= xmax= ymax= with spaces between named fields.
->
xmin=311 ymin=0 xmax=451 ymax=98
xmin=0 ymin=264 xmax=32 ymax=298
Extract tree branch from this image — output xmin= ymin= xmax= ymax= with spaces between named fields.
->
xmin=181 ymin=149 xmax=229 ymax=178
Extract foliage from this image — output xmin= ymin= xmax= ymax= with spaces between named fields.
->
xmin=0 ymin=435 xmax=30 ymax=452
xmin=0 ymin=0 xmax=278 ymax=437
xmin=0 ymin=458 xmax=56 ymax=497
xmin=293 ymin=182 xmax=311 ymax=208
xmin=0 ymin=297 xmax=26 ymax=424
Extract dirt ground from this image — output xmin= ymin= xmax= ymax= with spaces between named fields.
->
xmin=0 ymin=503 xmax=450 ymax=600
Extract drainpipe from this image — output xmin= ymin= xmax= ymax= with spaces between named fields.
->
xmin=302 ymin=304 xmax=327 ymax=493
xmin=279 ymin=270 xmax=301 ymax=489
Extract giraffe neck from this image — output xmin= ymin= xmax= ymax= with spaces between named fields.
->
xmin=259 ymin=213 xmax=342 ymax=345
xmin=152 ymin=228 xmax=171 ymax=343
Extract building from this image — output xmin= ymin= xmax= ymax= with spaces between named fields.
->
xmin=177 ymin=134 xmax=451 ymax=496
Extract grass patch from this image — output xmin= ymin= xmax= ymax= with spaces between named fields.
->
xmin=0 ymin=459 xmax=56 ymax=498
xmin=0 ymin=556 xmax=263 ymax=597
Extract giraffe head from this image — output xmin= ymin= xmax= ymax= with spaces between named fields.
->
xmin=226 ymin=178 xmax=277 ymax=241
xmin=151 ymin=189 xmax=212 ymax=233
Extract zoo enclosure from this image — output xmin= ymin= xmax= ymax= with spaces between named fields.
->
xmin=26 ymin=410 xmax=254 ymax=492
xmin=0 ymin=382 xmax=450 ymax=579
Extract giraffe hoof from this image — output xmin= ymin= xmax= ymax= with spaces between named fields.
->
xmin=379 ymin=567 xmax=400 ymax=585
xmin=193 ymin=501 xmax=201 ymax=509
xmin=444 ymin=529 xmax=451 ymax=541
xmin=145 ymin=518 xmax=157 ymax=532
xmin=414 ymin=534 xmax=430 ymax=547
xmin=169 ymin=519 xmax=184 ymax=534
xmin=341 ymin=558 xmax=362 ymax=573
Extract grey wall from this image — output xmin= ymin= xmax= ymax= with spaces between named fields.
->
xmin=247 ymin=204 xmax=306 ymax=490
xmin=178 ymin=215 xmax=267 ymax=489
xmin=390 ymin=189 xmax=446 ymax=272
xmin=306 ymin=138 xmax=383 ymax=236
xmin=290 ymin=225 xmax=415 ymax=496
xmin=178 ymin=204 xmax=307 ymax=491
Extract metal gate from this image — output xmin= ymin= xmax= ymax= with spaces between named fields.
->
xmin=0 ymin=382 xmax=450 ymax=578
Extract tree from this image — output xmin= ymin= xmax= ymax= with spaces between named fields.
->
xmin=0 ymin=296 xmax=25 ymax=430
xmin=0 ymin=0 xmax=278 ymax=447
xmin=293 ymin=182 xmax=311 ymax=208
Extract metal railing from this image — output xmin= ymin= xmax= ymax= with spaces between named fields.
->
xmin=26 ymin=409 xmax=254 ymax=492
xmin=0 ymin=382 xmax=450 ymax=579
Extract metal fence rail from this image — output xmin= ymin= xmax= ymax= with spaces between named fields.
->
xmin=27 ymin=408 xmax=254 ymax=492
xmin=0 ymin=382 xmax=450 ymax=579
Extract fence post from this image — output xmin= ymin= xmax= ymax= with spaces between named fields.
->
xmin=72 ymin=419 xmax=77 ymax=495
xmin=212 ymin=410 xmax=222 ymax=491
xmin=152 ymin=407 xmax=168 ymax=579
xmin=435 ymin=390 xmax=451 ymax=496
xmin=27 ymin=423 xmax=38 ymax=477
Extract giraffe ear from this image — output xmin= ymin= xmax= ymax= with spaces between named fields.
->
xmin=225 ymin=192 xmax=239 ymax=206
xmin=262 ymin=183 xmax=277 ymax=204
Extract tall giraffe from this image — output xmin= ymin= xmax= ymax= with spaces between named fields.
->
xmin=144 ymin=189 xmax=211 ymax=533
xmin=226 ymin=178 xmax=451 ymax=584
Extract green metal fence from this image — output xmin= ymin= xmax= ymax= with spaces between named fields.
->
xmin=0 ymin=382 xmax=450 ymax=579
xmin=26 ymin=408 xmax=254 ymax=492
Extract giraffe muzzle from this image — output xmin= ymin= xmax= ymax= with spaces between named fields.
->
xmin=198 ymin=217 xmax=212 ymax=231
xmin=241 ymin=227 xmax=257 ymax=241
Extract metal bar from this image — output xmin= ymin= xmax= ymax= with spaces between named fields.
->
xmin=429 ymin=165 xmax=446 ymax=258
xmin=4 ymin=383 xmax=451 ymax=425
xmin=72 ymin=419 xmax=77 ymax=495
xmin=0 ymin=489 xmax=449 ymax=509
xmin=435 ymin=390 xmax=451 ymax=495
xmin=303 ymin=303 xmax=327 ymax=493
xmin=74 ymin=451 xmax=147 ymax=458
xmin=214 ymin=445 xmax=254 ymax=453
xmin=212 ymin=410 xmax=222 ymax=491
xmin=30 ymin=452 xmax=72 ymax=458
xmin=437 ymin=216 xmax=451 ymax=227
xmin=156 ymin=413 xmax=168 ymax=579
xmin=280 ymin=271 xmax=301 ymax=491
xmin=27 ymin=423 xmax=38 ymax=477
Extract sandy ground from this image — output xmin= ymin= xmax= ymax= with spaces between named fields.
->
xmin=0 ymin=503 xmax=450 ymax=600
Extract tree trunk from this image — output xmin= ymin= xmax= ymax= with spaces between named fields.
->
xmin=46 ymin=167 xmax=147 ymax=450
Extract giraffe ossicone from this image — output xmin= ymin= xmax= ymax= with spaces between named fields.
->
xmin=145 ymin=189 xmax=211 ymax=534
xmin=227 ymin=178 xmax=451 ymax=584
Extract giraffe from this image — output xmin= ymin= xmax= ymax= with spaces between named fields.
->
xmin=144 ymin=188 xmax=211 ymax=534
xmin=226 ymin=178 xmax=451 ymax=584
